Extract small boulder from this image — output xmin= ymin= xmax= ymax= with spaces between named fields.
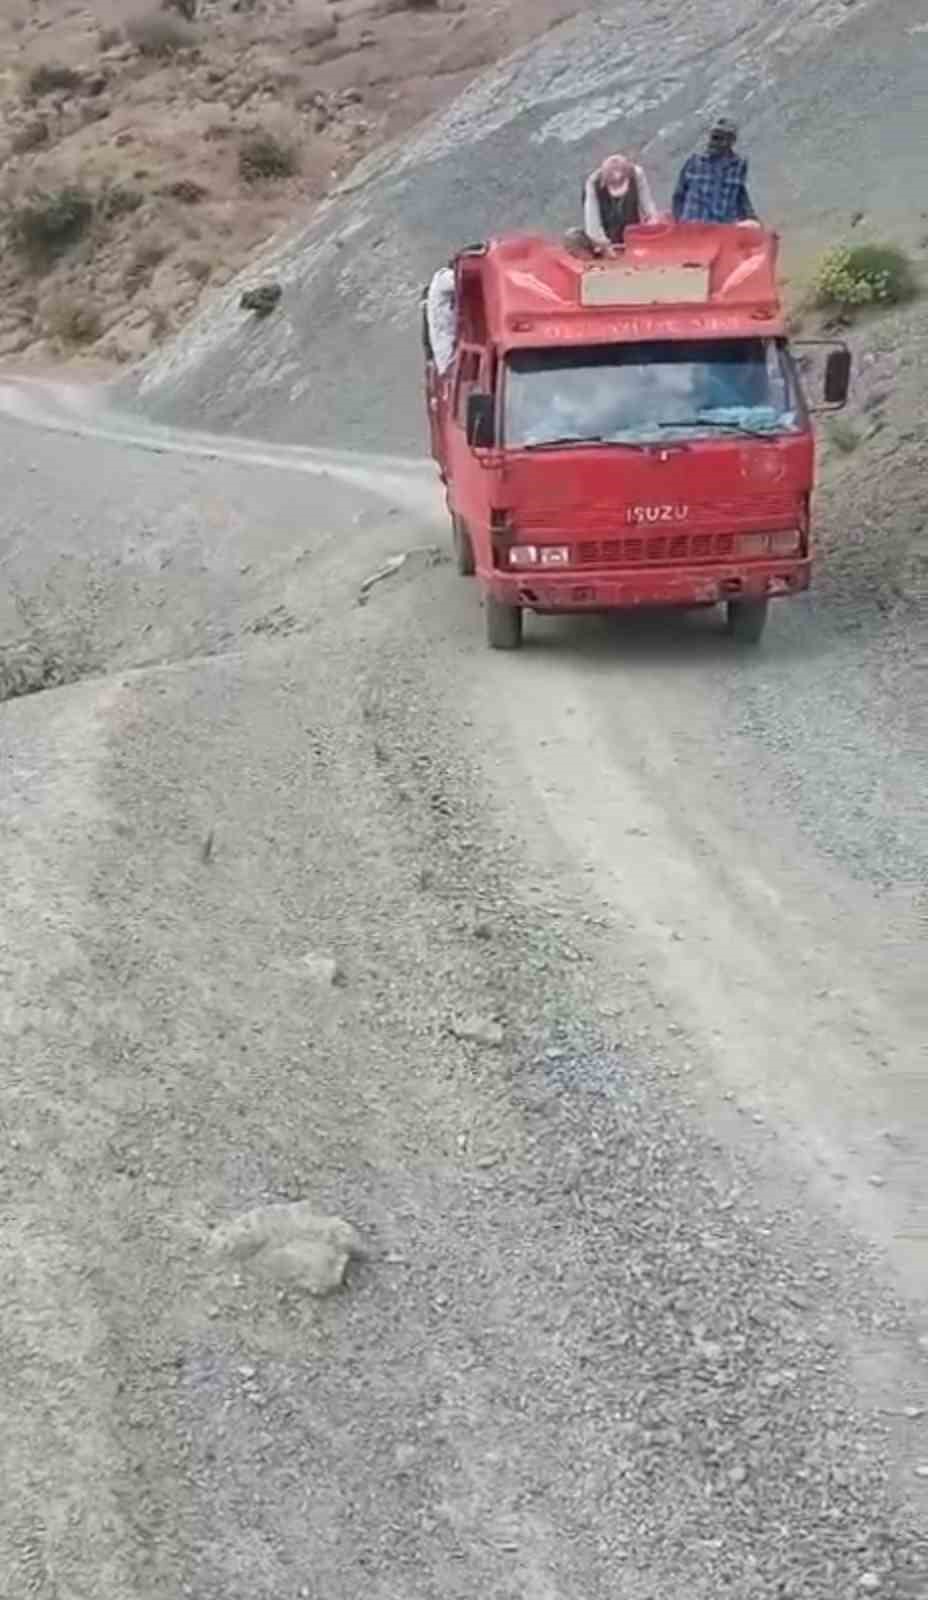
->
xmin=240 ymin=282 xmax=282 ymax=316
xmin=211 ymin=1203 xmax=362 ymax=1296
xmin=302 ymin=950 xmax=343 ymax=986
xmin=450 ymin=1014 xmax=504 ymax=1048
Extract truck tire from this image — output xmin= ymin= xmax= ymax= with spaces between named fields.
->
xmin=486 ymin=593 xmax=523 ymax=650
xmin=726 ymin=596 xmax=769 ymax=645
xmin=452 ymin=513 xmax=475 ymax=577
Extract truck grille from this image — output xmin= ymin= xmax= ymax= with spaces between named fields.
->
xmin=575 ymin=532 xmax=736 ymax=566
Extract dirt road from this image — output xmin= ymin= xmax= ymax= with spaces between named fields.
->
xmin=1 ymin=382 xmax=926 ymax=1598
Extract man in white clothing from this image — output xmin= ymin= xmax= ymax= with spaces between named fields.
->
xmin=424 ymin=263 xmax=457 ymax=378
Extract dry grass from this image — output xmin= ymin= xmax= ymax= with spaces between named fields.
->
xmin=184 ymin=256 xmax=212 ymax=283
xmin=8 ymin=185 xmax=95 ymax=264
xmin=238 ymin=129 xmax=299 ymax=184
xmin=123 ymin=234 xmax=171 ymax=294
xmin=167 ymin=178 xmax=207 ymax=204
xmin=150 ymin=304 xmax=171 ymax=340
xmin=127 ymin=12 xmax=196 ymax=58
xmin=27 ymin=62 xmax=82 ymax=97
xmin=100 ymin=183 xmax=145 ymax=220
xmin=0 ymin=0 xmax=576 ymax=367
xmin=11 ymin=117 xmax=50 ymax=154
xmin=46 ymin=298 xmax=103 ymax=345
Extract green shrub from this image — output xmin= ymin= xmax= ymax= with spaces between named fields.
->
xmin=9 ymin=185 xmax=95 ymax=263
xmin=813 ymin=243 xmax=917 ymax=310
xmin=238 ymin=130 xmax=298 ymax=183
xmin=127 ymin=12 xmax=196 ymax=57
xmin=28 ymin=62 xmax=83 ymax=96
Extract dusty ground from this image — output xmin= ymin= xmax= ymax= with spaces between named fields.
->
xmin=0 ymin=0 xmax=581 ymax=366
xmin=0 ymin=377 xmax=926 ymax=1600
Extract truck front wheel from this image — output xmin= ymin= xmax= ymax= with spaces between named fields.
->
xmin=452 ymin=514 xmax=475 ymax=577
xmin=486 ymin=593 xmax=523 ymax=650
xmin=726 ymin=596 xmax=769 ymax=645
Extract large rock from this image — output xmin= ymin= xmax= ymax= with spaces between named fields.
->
xmin=210 ymin=1202 xmax=362 ymax=1295
xmin=301 ymin=948 xmax=343 ymax=985
xmin=240 ymin=282 xmax=283 ymax=317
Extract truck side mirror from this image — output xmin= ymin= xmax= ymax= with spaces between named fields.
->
xmin=466 ymin=392 xmax=495 ymax=448
xmin=823 ymin=347 xmax=851 ymax=407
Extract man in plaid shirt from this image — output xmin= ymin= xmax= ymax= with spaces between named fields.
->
xmin=672 ymin=118 xmax=757 ymax=224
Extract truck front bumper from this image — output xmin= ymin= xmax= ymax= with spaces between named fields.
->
xmin=485 ymin=560 xmax=811 ymax=613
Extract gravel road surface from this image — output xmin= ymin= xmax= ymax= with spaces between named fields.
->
xmin=1 ymin=381 xmax=926 ymax=1597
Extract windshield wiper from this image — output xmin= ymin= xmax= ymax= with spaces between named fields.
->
xmin=659 ymin=419 xmax=779 ymax=440
xmin=522 ymin=435 xmax=646 ymax=452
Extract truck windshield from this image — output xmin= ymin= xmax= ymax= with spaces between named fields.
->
xmin=504 ymin=338 xmax=802 ymax=449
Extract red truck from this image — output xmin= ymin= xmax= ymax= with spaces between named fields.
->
xmin=424 ymin=224 xmax=850 ymax=648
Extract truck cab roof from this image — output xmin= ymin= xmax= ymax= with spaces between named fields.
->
xmin=455 ymin=224 xmax=785 ymax=350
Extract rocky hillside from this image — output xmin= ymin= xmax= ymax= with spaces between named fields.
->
xmin=123 ymin=0 xmax=926 ymax=608
xmin=0 ymin=0 xmax=579 ymax=366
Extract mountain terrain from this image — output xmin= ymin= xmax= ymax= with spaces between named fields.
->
xmin=0 ymin=3 xmax=926 ymax=1597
